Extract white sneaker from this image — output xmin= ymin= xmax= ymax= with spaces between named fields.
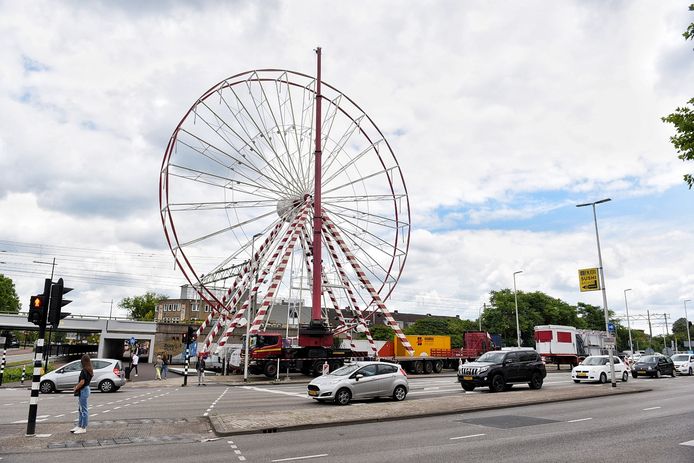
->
xmin=73 ymin=427 xmax=86 ymax=434
xmin=70 ymin=426 xmax=80 ymax=433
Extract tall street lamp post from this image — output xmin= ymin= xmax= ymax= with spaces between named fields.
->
xmin=623 ymin=289 xmax=633 ymax=355
xmin=577 ymin=198 xmax=616 ymax=387
xmin=684 ymin=299 xmax=692 ymax=352
xmin=243 ymin=233 xmax=262 ymax=383
xmin=513 ymin=270 xmax=523 ymax=347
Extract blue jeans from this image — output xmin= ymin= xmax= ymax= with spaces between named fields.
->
xmin=78 ymin=386 xmax=90 ymax=428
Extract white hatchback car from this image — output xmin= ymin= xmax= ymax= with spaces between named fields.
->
xmin=308 ymin=361 xmax=409 ymax=405
xmin=40 ymin=358 xmax=126 ymax=393
xmin=572 ymin=355 xmax=630 ymax=383
xmin=671 ymin=354 xmax=694 ymax=376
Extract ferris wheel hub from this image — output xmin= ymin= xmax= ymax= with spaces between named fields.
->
xmin=276 ymin=196 xmax=306 ymax=222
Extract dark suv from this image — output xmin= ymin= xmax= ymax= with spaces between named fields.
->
xmin=457 ymin=349 xmax=546 ymax=392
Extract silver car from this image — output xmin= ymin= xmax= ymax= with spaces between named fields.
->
xmin=307 ymin=361 xmax=409 ymax=405
xmin=40 ymin=358 xmax=126 ymax=393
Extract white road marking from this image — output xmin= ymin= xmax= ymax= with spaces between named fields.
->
xmin=642 ymin=406 xmax=661 ymax=411
xmin=238 ymin=457 xmax=246 ymax=461
xmin=680 ymin=440 xmax=694 ymax=447
xmin=54 ymin=414 xmax=65 ymax=418
xmin=567 ymin=418 xmax=592 ymax=423
xmin=409 ymin=388 xmax=463 ymax=395
xmin=271 ymin=455 xmax=329 ymax=462
xmin=450 ymin=433 xmax=486 ymax=440
xmin=241 ymin=386 xmax=307 ymax=398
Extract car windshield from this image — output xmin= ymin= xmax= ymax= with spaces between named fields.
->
xmin=476 ymin=352 xmax=507 ymax=363
xmin=330 ymin=364 xmax=360 ymax=376
xmin=639 ymin=356 xmax=659 ymax=363
xmin=582 ymin=357 xmax=608 ymax=366
xmin=671 ymin=355 xmax=689 ymax=361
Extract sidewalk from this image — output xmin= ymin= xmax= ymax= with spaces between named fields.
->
xmin=209 ymin=383 xmax=651 ymax=436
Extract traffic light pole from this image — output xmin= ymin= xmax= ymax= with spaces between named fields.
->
xmin=26 ymin=278 xmax=51 ymax=436
xmin=182 ymin=342 xmax=190 ymax=387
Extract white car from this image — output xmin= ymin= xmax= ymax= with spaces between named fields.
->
xmin=671 ymin=354 xmax=694 ymax=376
xmin=572 ymin=355 xmax=630 ymax=383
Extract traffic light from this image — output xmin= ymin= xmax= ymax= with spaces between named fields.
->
xmin=27 ymin=295 xmax=46 ymax=326
xmin=187 ymin=326 xmax=195 ymax=345
xmin=48 ymin=278 xmax=72 ymax=328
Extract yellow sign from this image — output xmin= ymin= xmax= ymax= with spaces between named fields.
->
xmin=578 ymin=268 xmax=601 ymax=292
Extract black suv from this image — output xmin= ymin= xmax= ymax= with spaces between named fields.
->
xmin=457 ymin=349 xmax=546 ymax=392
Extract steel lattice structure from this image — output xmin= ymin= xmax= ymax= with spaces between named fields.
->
xmin=159 ymin=52 xmax=414 ymax=356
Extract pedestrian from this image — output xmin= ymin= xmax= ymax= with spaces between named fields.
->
xmin=131 ymin=350 xmax=139 ymax=377
xmin=155 ymin=354 xmax=163 ymax=380
xmin=71 ymin=354 xmax=93 ymax=434
xmin=196 ymin=355 xmax=206 ymax=386
xmin=162 ymin=353 xmax=169 ymax=380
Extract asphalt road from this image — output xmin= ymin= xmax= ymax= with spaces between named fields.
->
xmin=1 ymin=373 xmax=692 ymax=462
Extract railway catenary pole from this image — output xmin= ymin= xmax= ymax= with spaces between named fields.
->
xmin=26 ymin=278 xmax=52 ymax=436
xmin=311 ymin=46 xmax=324 ymax=325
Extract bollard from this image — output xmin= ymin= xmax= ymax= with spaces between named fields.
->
xmin=0 ymin=347 xmax=6 ymax=386
xmin=21 ymin=364 xmax=26 ymax=384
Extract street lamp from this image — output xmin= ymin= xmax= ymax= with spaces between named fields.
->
xmin=577 ymin=198 xmax=616 ymax=387
xmin=478 ymin=303 xmax=486 ymax=331
xmin=623 ymin=289 xmax=633 ymax=355
xmin=684 ymin=299 xmax=692 ymax=353
xmin=243 ymin=233 xmax=263 ymax=383
xmin=513 ymin=271 xmax=523 ymax=347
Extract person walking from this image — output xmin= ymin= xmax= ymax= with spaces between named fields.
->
xmin=71 ymin=355 xmax=93 ymax=434
xmin=196 ymin=355 xmax=206 ymax=386
xmin=154 ymin=354 xmax=163 ymax=380
xmin=161 ymin=353 xmax=169 ymax=380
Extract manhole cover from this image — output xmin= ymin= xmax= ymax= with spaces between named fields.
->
xmin=456 ymin=415 xmax=559 ymax=429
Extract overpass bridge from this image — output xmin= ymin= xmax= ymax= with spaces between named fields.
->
xmin=0 ymin=312 xmax=157 ymax=363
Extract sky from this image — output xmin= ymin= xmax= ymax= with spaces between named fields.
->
xmin=0 ymin=0 xmax=692 ymax=336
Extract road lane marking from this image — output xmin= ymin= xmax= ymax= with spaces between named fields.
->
xmin=54 ymin=414 xmax=65 ymax=418
xmin=680 ymin=440 xmax=694 ymax=447
xmin=450 ymin=433 xmax=486 ymax=440
xmin=241 ymin=386 xmax=308 ymax=398
xmin=567 ymin=418 xmax=592 ymax=423
xmin=642 ymin=406 xmax=661 ymax=411
xmin=271 ymin=455 xmax=329 ymax=462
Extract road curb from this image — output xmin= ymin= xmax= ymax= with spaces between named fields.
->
xmin=208 ymin=385 xmax=652 ymax=436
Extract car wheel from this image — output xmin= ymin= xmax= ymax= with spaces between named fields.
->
xmin=489 ymin=374 xmax=505 ymax=393
xmin=655 ymin=370 xmax=661 ymax=379
xmin=573 ymin=379 xmax=581 ymax=384
xmin=689 ymin=367 xmax=693 ymax=376
xmin=632 ymin=371 xmax=638 ymax=379
xmin=599 ymin=373 xmax=607 ymax=384
xmin=433 ymin=360 xmax=444 ymax=374
xmin=99 ymin=379 xmax=115 ymax=393
xmin=39 ymin=380 xmax=55 ymax=394
xmin=413 ymin=361 xmax=424 ymax=375
xmin=334 ymin=388 xmax=351 ymax=406
xmin=461 ymin=383 xmax=475 ymax=392
xmin=671 ymin=368 xmax=676 ymax=378
xmin=528 ymin=372 xmax=543 ymax=390
xmin=393 ymin=385 xmax=407 ymax=401
xmin=622 ymin=371 xmax=629 ymax=382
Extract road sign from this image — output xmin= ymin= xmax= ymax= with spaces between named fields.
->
xmin=129 ymin=337 xmax=136 ymax=345
xmin=578 ymin=268 xmax=601 ymax=292
xmin=190 ymin=341 xmax=197 ymax=356
xmin=604 ymin=335 xmax=616 ymax=344
xmin=607 ymin=322 xmax=615 ymax=333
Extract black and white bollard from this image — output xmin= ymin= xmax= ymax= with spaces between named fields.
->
xmin=21 ymin=364 xmax=26 ymax=384
xmin=182 ymin=346 xmax=190 ymax=387
xmin=0 ymin=347 xmax=6 ymax=386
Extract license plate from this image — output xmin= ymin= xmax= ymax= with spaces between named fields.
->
xmin=577 ymin=373 xmax=587 ymax=377
xmin=463 ymin=376 xmax=473 ymax=381
xmin=308 ymin=390 xmax=318 ymax=397
xmin=638 ymin=370 xmax=646 ymax=374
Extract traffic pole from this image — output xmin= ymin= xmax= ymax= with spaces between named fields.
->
xmin=183 ymin=344 xmax=190 ymax=387
xmin=0 ymin=347 xmax=6 ymax=386
xmin=27 ymin=278 xmax=51 ymax=436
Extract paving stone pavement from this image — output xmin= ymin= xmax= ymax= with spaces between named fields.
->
xmin=209 ymin=383 xmax=652 ymax=436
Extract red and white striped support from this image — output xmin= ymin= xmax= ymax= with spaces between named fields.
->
xmin=199 ymin=222 xmax=287 ymax=352
xmin=249 ymin=206 xmax=311 ymax=333
xmin=320 ymin=225 xmax=377 ymax=356
xmin=214 ymin=202 xmax=311 ymax=350
xmin=322 ymin=211 xmax=414 ymax=356
xmin=299 ymin=226 xmax=353 ymax=349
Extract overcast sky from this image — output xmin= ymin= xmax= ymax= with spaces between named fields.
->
xmin=0 ymin=0 xmax=692 ymax=335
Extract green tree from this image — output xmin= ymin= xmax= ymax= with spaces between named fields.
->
xmin=576 ymin=302 xmax=607 ymax=330
xmin=118 ymin=292 xmax=167 ymax=321
xmin=361 ymin=323 xmax=394 ymax=341
xmin=403 ymin=316 xmax=477 ymax=348
xmin=672 ymin=317 xmax=693 ymax=341
xmin=662 ymin=4 xmax=694 ymax=188
xmin=0 ymin=274 xmax=21 ymax=313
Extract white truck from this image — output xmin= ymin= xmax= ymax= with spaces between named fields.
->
xmin=534 ymin=325 xmax=609 ymax=368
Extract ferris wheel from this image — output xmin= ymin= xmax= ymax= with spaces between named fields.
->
xmin=159 ymin=49 xmax=413 ymax=356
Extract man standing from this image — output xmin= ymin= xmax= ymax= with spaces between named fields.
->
xmin=196 ymin=355 xmax=206 ymax=386
xmin=132 ymin=349 xmax=139 ymax=378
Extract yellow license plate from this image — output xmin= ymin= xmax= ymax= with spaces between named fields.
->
xmin=577 ymin=373 xmax=587 ymax=377
xmin=463 ymin=376 xmax=473 ymax=381
xmin=308 ymin=390 xmax=318 ymax=396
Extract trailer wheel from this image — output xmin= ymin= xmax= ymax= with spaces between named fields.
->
xmin=312 ymin=360 xmax=324 ymax=377
xmin=433 ymin=360 xmax=444 ymax=374
xmin=413 ymin=361 xmax=424 ymax=375
xmin=328 ymin=361 xmax=340 ymax=373
xmin=423 ymin=361 xmax=434 ymax=374
xmin=263 ymin=362 xmax=278 ymax=378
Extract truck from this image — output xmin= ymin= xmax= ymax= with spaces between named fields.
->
xmin=377 ymin=332 xmax=498 ymax=374
xmin=534 ymin=324 xmax=609 ymax=368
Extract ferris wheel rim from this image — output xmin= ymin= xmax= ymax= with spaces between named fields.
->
xmin=159 ymin=68 xmax=411 ymax=307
